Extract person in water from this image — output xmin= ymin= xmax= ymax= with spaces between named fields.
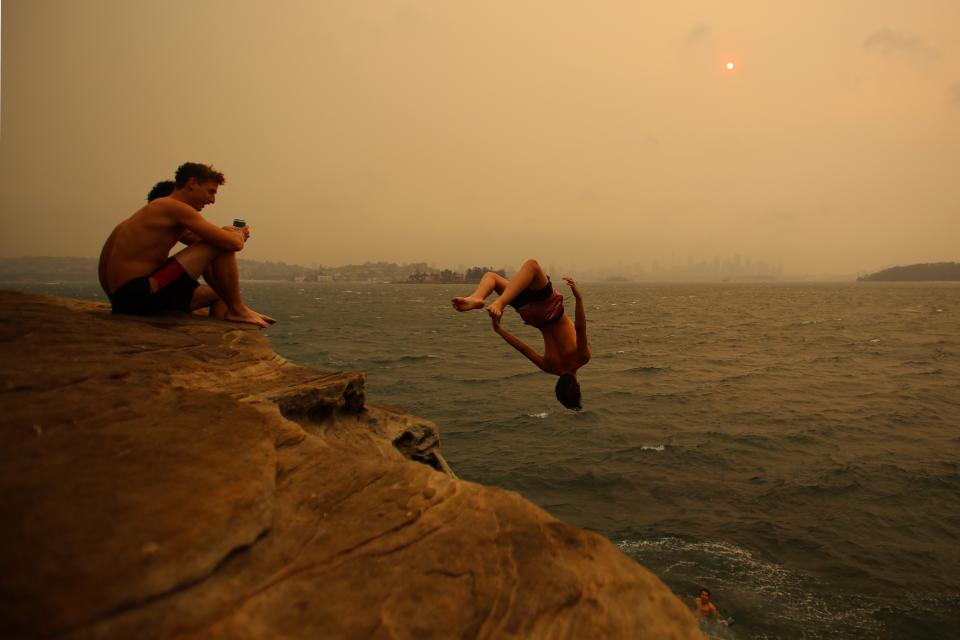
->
xmin=695 ymin=588 xmax=721 ymax=621
xmin=451 ymin=258 xmax=590 ymax=410
xmin=98 ymin=162 xmax=274 ymax=328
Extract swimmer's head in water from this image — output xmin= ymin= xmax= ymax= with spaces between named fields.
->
xmin=147 ymin=180 xmax=175 ymax=201
xmin=555 ymin=373 xmax=582 ymax=411
xmin=699 ymin=588 xmax=711 ymax=600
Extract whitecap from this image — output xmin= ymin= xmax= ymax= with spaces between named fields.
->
xmin=641 ymin=444 xmax=665 ymax=452
xmin=528 ymin=412 xmax=549 ymax=419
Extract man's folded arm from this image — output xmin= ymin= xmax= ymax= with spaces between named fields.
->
xmin=167 ymin=201 xmax=244 ymax=251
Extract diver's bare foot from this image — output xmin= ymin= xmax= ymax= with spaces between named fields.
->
xmin=451 ymin=296 xmax=484 ymax=312
xmin=486 ymin=301 xmax=504 ymax=320
xmin=255 ymin=311 xmax=277 ymax=325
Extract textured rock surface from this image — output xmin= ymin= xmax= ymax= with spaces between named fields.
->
xmin=0 ymin=291 xmax=704 ymax=639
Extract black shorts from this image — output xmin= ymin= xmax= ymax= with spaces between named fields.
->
xmin=509 ymin=278 xmax=554 ymax=309
xmin=109 ymin=258 xmax=199 ymax=316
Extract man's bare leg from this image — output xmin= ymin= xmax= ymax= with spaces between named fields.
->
xmin=451 ymin=271 xmax=510 ymax=311
xmin=172 ymin=243 xmax=268 ymax=328
xmin=189 ymin=285 xmax=220 ymax=312
xmin=486 ymin=259 xmax=550 ymax=319
xmin=205 ymin=251 xmax=270 ymax=327
xmin=202 ymin=263 xmax=276 ymax=324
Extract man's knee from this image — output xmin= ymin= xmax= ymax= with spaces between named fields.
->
xmin=193 ymin=241 xmax=234 ymax=257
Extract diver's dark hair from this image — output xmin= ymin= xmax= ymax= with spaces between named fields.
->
xmin=699 ymin=588 xmax=711 ymax=596
xmin=174 ymin=162 xmax=225 ymax=188
xmin=146 ymin=180 xmax=175 ymax=201
xmin=555 ymin=373 xmax=582 ymax=411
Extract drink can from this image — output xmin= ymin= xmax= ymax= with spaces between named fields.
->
xmin=233 ymin=218 xmax=246 ymax=228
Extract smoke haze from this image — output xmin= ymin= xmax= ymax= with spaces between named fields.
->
xmin=2 ymin=1 xmax=958 ymax=276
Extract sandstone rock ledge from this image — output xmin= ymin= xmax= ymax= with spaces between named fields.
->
xmin=0 ymin=291 xmax=703 ymax=640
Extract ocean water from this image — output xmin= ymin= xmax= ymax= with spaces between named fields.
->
xmin=8 ymin=280 xmax=960 ymax=639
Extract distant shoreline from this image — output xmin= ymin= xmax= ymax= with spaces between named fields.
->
xmin=6 ymin=255 xmax=958 ymax=284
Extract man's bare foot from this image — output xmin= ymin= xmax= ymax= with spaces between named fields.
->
xmin=451 ymin=296 xmax=485 ymax=312
xmin=486 ymin=300 xmax=504 ymax=320
xmin=209 ymin=300 xmax=270 ymax=328
xmin=224 ymin=308 xmax=269 ymax=328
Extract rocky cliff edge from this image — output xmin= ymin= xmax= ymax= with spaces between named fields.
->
xmin=0 ymin=291 xmax=703 ymax=639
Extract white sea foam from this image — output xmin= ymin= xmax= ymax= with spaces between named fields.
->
xmin=529 ymin=412 xmax=549 ymax=419
xmin=641 ymin=444 xmax=665 ymax=452
xmin=616 ymin=537 xmax=884 ymax=636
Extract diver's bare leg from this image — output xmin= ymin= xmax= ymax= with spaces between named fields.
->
xmin=486 ymin=259 xmax=550 ymax=319
xmin=451 ymin=271 xmax=509 ymax=311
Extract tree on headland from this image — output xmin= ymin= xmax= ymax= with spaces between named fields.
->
xmin=405 ymin=266 xmax=505 ymax=284
xmin=465 ymin=266 xmax=505 ymax=282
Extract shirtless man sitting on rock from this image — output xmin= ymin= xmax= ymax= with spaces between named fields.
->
xmin=98 ymin=162 xmax=273 ymax=328
xmin=451 ymin=258 xmax=590 ymax=410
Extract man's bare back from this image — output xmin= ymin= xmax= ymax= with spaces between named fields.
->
xmin=99 ymin=199 xmax=203 ymax=294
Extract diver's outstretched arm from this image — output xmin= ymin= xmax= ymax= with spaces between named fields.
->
xmin=564 ymin=276 xmax=591 ymax=362
xmin=491 ymin=315 xmax=546 ymax=371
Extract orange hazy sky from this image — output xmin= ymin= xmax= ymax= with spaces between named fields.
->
xmin=1 ymin=1 xmax=958 ymax=275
